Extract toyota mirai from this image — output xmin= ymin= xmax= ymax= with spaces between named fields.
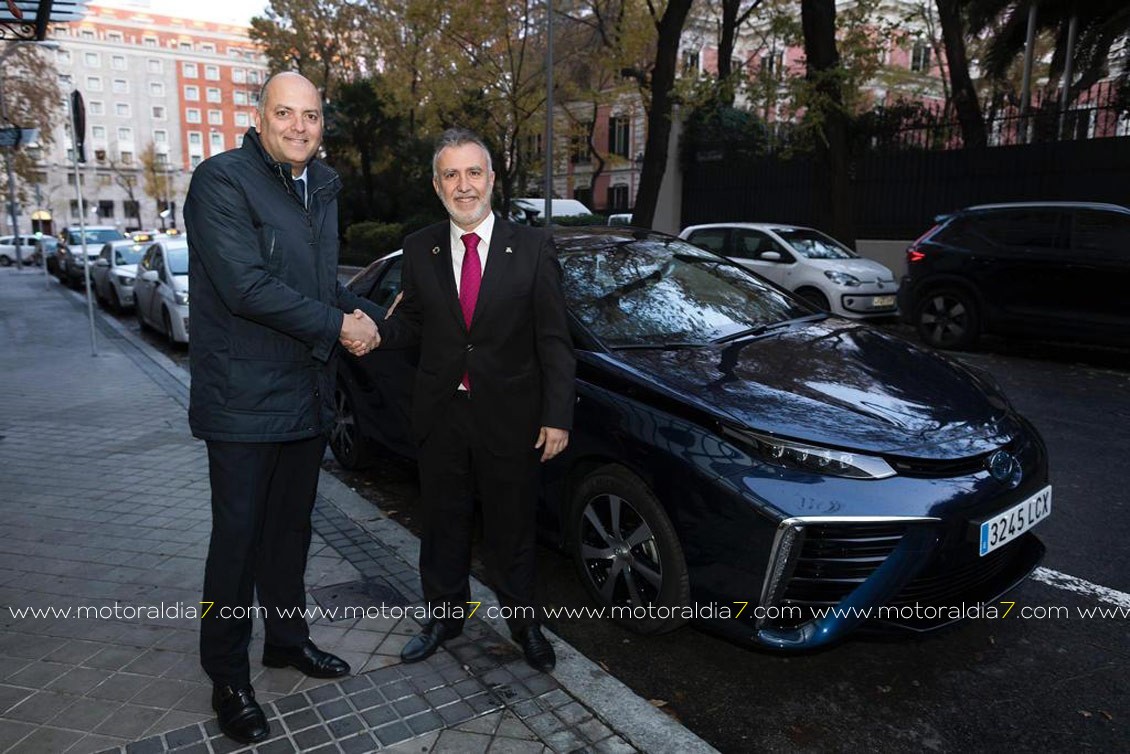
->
xmin=331 ymin=227 xmax=1049 ymax=650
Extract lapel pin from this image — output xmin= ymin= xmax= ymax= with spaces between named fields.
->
xmin=431 ymin=246 xmax=440 ymax=255
xmin=505 ymin=246 xmax=513 ymax=254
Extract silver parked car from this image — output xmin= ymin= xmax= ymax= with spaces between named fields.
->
xmin=91 ymin=239 xmax=148 ymax=312
xmin=134 ymin=237 xmax=189 ymax=345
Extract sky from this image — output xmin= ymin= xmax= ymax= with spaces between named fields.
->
xmin=97 ymin=0 xmax=270 ymax=26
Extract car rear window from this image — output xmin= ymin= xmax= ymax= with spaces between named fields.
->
xmin=1073 ymin=210 xmax=1130 ymax=256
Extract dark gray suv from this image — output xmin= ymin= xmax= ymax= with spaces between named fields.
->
xmin=898 ymin=202 xmax=1130 ymax=350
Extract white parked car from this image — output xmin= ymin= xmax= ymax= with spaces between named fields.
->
xmin=0 ymin=234 xmax=39 ymax=266
xmin=679 ymin=222 xmax=899 ymax=319
xmin=91 ymin=238 xmax=148 ymax=312
xmin=134 ymin=236 xmax=189 ymax=345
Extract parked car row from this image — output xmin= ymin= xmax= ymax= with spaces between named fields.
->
xmin=43 ymin=226 xmax=190 ymax=347
xmin=330 ymin=226 xmax=1051 ymax=652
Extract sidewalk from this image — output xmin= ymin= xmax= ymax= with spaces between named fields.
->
xmin=0 ymin=269 xmax=716 ymax=754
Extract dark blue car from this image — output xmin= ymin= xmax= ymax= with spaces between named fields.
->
xmin=332 ymin=227 xmax=1049 ymax=650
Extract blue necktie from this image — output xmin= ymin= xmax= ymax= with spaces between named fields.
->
xmin=293 ymin=177 xmax=306 ymax=208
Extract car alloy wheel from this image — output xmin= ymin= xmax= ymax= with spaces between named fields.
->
xmin=0 ymin=256 xmax=11 ymax=267
xmin=570 ymin=465 xmax=690 ymax=634
xmin=109 ymin=287 xmax=121 ymax=313
xmin=330 ymin=383 xmax=374 ymax=469
xmin=916 ymin=288 xmax=980 ymax=350
xmin=163 ymin=309 xmax=176 ymax=345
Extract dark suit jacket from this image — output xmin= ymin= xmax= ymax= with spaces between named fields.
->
xmin=379 ymin=218 xmax=576 ymax=455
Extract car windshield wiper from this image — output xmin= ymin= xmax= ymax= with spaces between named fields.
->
xmin=712 ymin=314 xmax=826 ymax=344
xmin=610 ymin=342 xmax=711 ymax=351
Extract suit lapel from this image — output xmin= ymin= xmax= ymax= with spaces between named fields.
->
xmin=471 ymin=220 xmax=514 ymax=331
xmin=427 ymin=224 xmax=465 ymax=331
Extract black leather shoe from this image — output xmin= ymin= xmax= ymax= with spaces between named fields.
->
xmin=517 ymin=625 xmax=556 ymax=673
xmin=401 ymin=621 xmax=460 ymax=664
xmin=211 ymin=685 xmax=270 ymax=745
xmin=262 ymin=639 xmax=350 ymax=678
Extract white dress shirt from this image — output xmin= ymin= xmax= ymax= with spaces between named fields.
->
xmin=449 ymin=211 xmax=495 ymax=295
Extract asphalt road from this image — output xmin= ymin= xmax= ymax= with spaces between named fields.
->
xmin=98 ymin=285 xmax=1128 ymax=753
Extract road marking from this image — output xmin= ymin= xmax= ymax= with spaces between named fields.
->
xmin=1031 ymin=567 xmax=1130 ymax=609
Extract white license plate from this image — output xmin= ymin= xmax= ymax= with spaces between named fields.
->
xmin=871 ymin=295 xmax=896 ymax=308
xmin=979 ymin=485 xmax=1052 ymax=556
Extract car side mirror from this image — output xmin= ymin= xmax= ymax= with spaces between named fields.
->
xmin=759 ymin=251 xmax=782 ymax=262
xmin=140 ymin=270 xmax=159 ymax=282
xmin=94 ymin=258 xmax=109 ymax=267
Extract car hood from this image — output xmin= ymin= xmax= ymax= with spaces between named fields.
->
xmin=607 ymin=319 xmax=1015 ymax=459
xmin=805 ymin=257 xmax=895 ymax=282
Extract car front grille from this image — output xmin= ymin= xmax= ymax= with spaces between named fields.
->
xmin=886 ymin=438 xmax=1023 ymax=479
xmin=890 ymin=538 xmax=1023 ymax=608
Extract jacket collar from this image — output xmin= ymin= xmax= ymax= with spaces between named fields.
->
xmin=240 ymin=127 xmax=338 ymax=193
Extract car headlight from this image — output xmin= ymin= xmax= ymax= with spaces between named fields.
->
xmin=115 ymin=274 xmax=134 ymax=286
xmin=175 ymin=290 xmax=189 ymax=305
xmin=727 ymin=428 xmax=896 ymax=479
xmin=823 ymin=271 xmax=861 ymax=287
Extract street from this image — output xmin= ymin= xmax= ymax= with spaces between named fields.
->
xmin=95 ymin=281 xmax=1129 ymax=753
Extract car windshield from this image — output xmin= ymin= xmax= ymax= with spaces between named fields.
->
xmin=776 ymin=228 xmax=857 ymax=260
xmin=68 ymin=229 xmax=126 ymax=245
xmin=560 ymin=233 xmax=812 ymax=348
xmin=115 ymin=244 xmax=146 ymax=265
xmin=167 ymin=245 xmax=189 ymax=275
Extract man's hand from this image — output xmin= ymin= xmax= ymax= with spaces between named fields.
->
xmin=535 ymin=427 xmax=569 ymax=462
xmin=340 ymin=309 xmax=379 ymax=356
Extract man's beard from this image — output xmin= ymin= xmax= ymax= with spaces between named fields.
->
xmin=442 ymin=193 xmax=491 ymax=228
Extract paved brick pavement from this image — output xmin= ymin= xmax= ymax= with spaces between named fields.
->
xmin=0 ymin=270 xmax=714 ymax=754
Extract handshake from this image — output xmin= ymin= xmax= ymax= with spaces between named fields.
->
xmin=340 ymin=309 xmax=380 ymax=357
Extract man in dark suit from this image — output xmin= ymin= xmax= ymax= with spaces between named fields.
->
xmin=375 ymin=128 xmax=575 ymax=671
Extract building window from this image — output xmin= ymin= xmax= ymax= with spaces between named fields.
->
xmin=607 ymin=184 xmax=629 ymax=212
xmin=57 ymin=49 xmax=71 ymax=65
xmin=202 ymin=43 xmax=215 ymax=53
xmin=180 ymin=42 xmax=193 ymax=51
xmin=183 ymin=62 xmax=197 ymax=77
xmin=235 ymin=133 xmax=245 ymax=148
xmin=911 ymin=40 xmax=931 ymax=73
xmin=574 ymin=186 xmax=592 ymax=207
xmin=186 ymin=108 xmax=201 ymax=123
xmin=152 ymin=105 xmax=167 ymax=120
xmin=112 ymin=79 xmax=128 ymax=93
xmin=91 ymin=125 xmax=106 ymax=140
xmin=86 ymin=76 xmax=103 ymax=91
xmin=208 ymin=110 xmax=223 ymax=125
xmin=98 ymin=200 xmax=115 ymax=218
xmin=147 ymin=58 xmax=161 ymax=73
xmin=608 ymin=115 xmax=630 ymax=159
xmin=681 ymin=49 xmax=699 ymax=74
xmin=235 ymin=111 xmax=250 ymax=127
xmin=88 ymin=100 xmax=104 ymax=115
xmin=205 ymin=65 xmax=220 ymax=80
xmin=149 ymin=81 xmax=164 ymax=97
xmin=80 ymin=29 xmax=94 ymax=40
xmin=206 ymin=87 xmax=221 ymax=103
xmin=248 ymin=70 xmax=260 ymax=85
xmin=117 ymin=127 xmax=133 ymax=141
xmin=233 ymin=68 xmax=246 ymax=83
xmin=58 ymin=73 xmax=73 ymax=87
xmin=154 ymin=129 xmax=168 ymax=144
xmin=143 ymin=36 xmax=157 ymax=47
xmin=111 ymin=55 xmax=126 ymax=70
xmin=108 ymin=31 xmax=123 ymax=42
xmin=96 ymin=172 xmax=111 ymax=186
xmin=120 ymin=151 xmax=133 ymax=165
xmin=188 ymin=132 xmax=203 ymax=147
xmin=233 ymin=90 xmax=248 ymax=105
xmin=115 ymin=102 xmax=130 ymax=117
xmin=123 ymin=199 xmax=139 ymax=219
xmin=190 ymin=154 xmax=203 ymax=168
xmin=155 ymin=152 xmax=169 ymax=166
xmin=570 ymin=123 xmax=591 ymax=164
xmin=210 ymin=132 xmax=225 ymax=154
xmin=84 ymin=54 xmax=99 ymax=69
xmin=184 ymin=85 xmax=199 ymax=101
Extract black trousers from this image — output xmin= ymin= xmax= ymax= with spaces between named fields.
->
xmin=417 ymin=392 xmax=540 ymax=636
xmin=200 ymin=435 xmax=326 ymax=688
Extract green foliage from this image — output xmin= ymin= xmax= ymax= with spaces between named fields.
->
xmin=343 ymin=222 xmax=406 ymax=263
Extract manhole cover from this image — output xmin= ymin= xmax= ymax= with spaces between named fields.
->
xmin=310 ymin=579 xmax=407 ymax=621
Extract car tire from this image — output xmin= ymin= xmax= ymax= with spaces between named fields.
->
xmin=163 ymin=308 xmax=177 ymax=346
xmin=329 ymin=382 xmax=375 ymax=469
xmin=915 ymin=288 xmax=980 ymax=350
xmin=109 ymin=287 xmax=122 ymax=313
xmin=0 ymin=256 xmax=11 ymax=267
xmin=796 ymin=287 xmax=830 ymax=311
xmin=569 ymin=465 xmax=690 ymax=634
xmin=136 ymin=301 xmax=148 ymax=331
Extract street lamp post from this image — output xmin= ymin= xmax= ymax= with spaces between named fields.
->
xmin=0 ymin=40 xmax=59 ymax=270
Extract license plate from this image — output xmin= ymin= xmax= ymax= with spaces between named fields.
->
xmin=979 ymin=485 xmax=1052 ymax=556
xmin=872 ymin=295 xmax=896 ymax=308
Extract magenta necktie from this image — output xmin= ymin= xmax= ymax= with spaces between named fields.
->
xmin=459 ymin=232 xmax=481 ymax=390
